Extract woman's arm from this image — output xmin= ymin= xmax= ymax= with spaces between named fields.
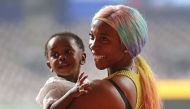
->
xmin=50 ymin=79 xmax=125 ymax=109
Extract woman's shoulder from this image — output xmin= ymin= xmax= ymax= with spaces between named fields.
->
xmin=110 ymin=75 xmax=137 ymax=109
xmin=90 ymin=79 xmax=112 ymax=89
xmin=67 ymin=79 xmax=125 ymax=109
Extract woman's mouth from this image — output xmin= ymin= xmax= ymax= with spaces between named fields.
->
xmin=94 ymin=55 xmax=105 ymax=61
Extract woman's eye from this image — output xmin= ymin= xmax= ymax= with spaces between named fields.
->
xmin=89 ymin=33 xmax=94 ymax=40
xmin=100 ymin=36 xmax=108 ymax=42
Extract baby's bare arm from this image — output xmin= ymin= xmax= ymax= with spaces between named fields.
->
xmin=49 ymin=73 xmax=89 ymax=109
xmin=43 ymin=89 xmax=63 ymax=109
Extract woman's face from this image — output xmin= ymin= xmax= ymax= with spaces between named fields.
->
xmin=89 ymin=20 xmax=126 ymax=70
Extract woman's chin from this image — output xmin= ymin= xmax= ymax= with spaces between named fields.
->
xmin=95 ymin=64 xmax=106 ymax=70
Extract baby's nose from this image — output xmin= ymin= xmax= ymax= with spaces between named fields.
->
xmin=58 ymin=55 xmax=66 ymax=62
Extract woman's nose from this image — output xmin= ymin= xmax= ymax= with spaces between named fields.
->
xmin=89 ymin=39 xmax=99 ymax=52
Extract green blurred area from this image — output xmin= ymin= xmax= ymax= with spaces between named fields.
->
xmin=0 ymin=104 xmax=41 ymax=109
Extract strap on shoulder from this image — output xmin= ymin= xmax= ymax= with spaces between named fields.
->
xmin=108 ymin=79 xmax=132 ymax=109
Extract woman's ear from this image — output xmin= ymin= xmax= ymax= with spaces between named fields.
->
xmin=80 ymin=53 xmax=86 ymax=65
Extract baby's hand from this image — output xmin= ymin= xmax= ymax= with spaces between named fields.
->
xmin=73 ymin=72 xmax=90 ymax=97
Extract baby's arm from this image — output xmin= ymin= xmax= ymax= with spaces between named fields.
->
xmin=36 ymin=77 xmax=73 ymax=109
xmin=43 ymin=87 xmax=66 ymax=109
xmin=49 ymin=73 xmax=89 ymax=109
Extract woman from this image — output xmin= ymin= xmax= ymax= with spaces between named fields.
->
xmin=50 ymin=5 xmax=161 ymax=109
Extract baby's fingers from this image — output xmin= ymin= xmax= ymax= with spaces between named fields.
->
xmin=78 ymin=72 xmax=85 ymax=81
xmin=79 ymin=88 xmax=88 ymax=94
xmin=79 ymin=74 xmax=88 ymax=84
xmin=80 ymin=83 xmax=90 ymax=89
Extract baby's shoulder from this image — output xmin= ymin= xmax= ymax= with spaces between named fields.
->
xmin=44 ymin=77 xmax=74 ymax=90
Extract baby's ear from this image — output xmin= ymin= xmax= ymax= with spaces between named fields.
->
xmin=46 ymin=61 xmax=51 ymax=68
xmin=80 ymin=53 xmax=86 ymax=65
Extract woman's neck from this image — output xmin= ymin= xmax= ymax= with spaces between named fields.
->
xmin=107 ymin=67 xmax=130 ymax=76
xmin=107 ymin=59 xmax=134 ymax=76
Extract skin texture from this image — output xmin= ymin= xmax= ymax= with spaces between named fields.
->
xmin=50 ymin=20 xmax=137 ymax=109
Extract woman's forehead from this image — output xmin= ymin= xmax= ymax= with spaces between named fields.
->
xmin=91 ymin=20 xmax=114 ymax=33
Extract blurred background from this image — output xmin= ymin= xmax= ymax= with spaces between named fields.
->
xmin=0 ymin=0 xmax=190 ymax=109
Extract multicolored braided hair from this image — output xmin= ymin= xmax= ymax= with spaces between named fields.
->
xmin=92 ymin=5 xmax=161 ymax=109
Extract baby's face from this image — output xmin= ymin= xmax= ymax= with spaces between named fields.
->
xmin=47 ymin=36 xmax=83 ymax=81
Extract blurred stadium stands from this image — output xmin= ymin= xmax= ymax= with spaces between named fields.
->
xmin=0 ymin=0 xmax=190 ymax=109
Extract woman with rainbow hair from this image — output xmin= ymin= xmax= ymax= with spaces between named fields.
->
xmin=49 ymin=5 xmax=162 ymax=109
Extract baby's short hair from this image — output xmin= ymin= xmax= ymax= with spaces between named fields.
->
xmin=45 ymin=32 xmax=85 ymax=58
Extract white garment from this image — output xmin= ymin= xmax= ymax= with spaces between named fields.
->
xmin=36 ymin=76 xmax=75 ymax=106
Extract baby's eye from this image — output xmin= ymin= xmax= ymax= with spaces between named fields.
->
xmin=51 ymin=52 xmax=59 ymax=59
xmin=65 ymin=49 xmax=74 ymax=55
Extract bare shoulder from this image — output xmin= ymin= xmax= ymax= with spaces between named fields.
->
xmin=111 ymin=76 xmax=137 ymax=109
xmin=67 ymin=79 xmax=124 ymax=109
